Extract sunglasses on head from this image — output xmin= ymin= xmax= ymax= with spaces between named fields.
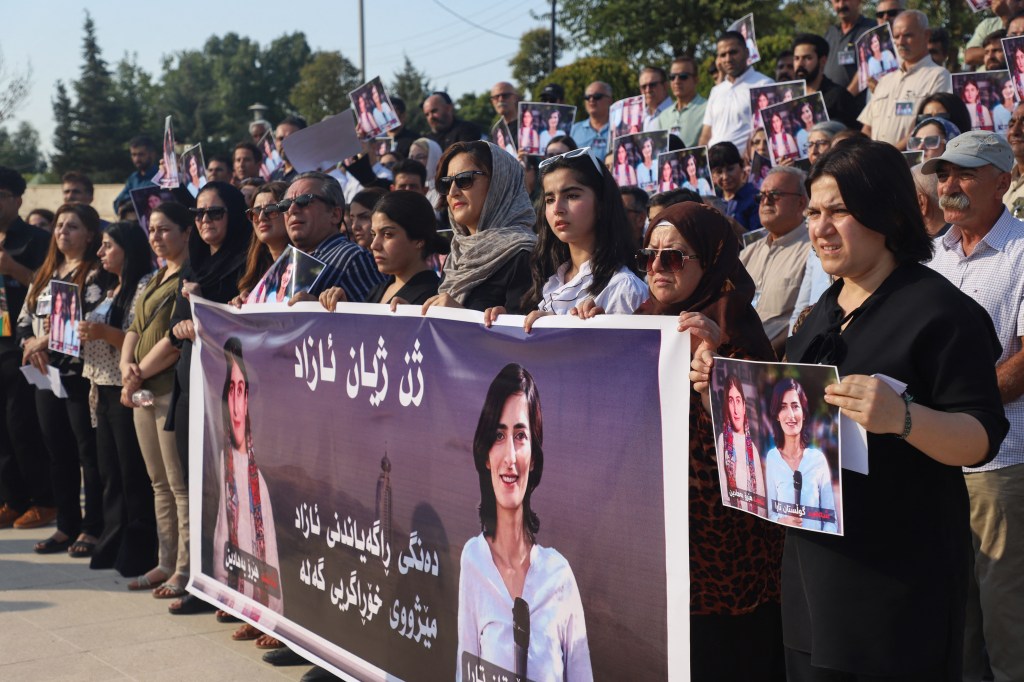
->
xmin=245 ymin=204 xmax=283 ymax=221
xmin=276 ymin=193 xmax=335 ymax=212
xmin=437 ymin=170 xmax=488 ymax=196
xmin=539 ymin=146 xmax=603 ymax=174
xmin=190 ymin=206 xmax=227 ymax=221
xmin=635 ymin=248 xmax=700 ymax=272
xmin=583 ymin=93 xmax=608 ymax=102
xmin=908 ymin=135 xmax=943 ymax=150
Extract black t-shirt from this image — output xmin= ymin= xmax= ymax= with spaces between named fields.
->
xmin=455 ymin=249 xmax=532 ymax=314
xmin=427 ymin=118 xmax=484 ymax=152
xmin=818 ymin=76 xmax=863 ymax=130
xmin=365 ymin=269 xmax=439 ymax=305
xmin=783 ymin=262 xmax=1008 ymax=675
xmin=1 ymin=217 xmax=50 ymax=328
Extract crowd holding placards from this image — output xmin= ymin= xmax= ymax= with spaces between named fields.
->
xmin=4 ymin=1 xmax=1024 ymax=679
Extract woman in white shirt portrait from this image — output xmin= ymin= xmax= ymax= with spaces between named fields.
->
xmin=457 ymin=363 xmax=592 ymax=682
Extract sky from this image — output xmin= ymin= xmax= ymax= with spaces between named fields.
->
xmin=4 ymin=0 xmax=572 ymax=157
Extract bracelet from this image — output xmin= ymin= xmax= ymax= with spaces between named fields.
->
xmin=895 ymin=390 xmax=913 ymax=440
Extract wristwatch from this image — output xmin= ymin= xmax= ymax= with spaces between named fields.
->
xmin=895 ymin=390 xmax=913 ymax=440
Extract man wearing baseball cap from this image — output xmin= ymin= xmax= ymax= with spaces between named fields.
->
xmin=924 ymin=129 xmax=1024 ymax=682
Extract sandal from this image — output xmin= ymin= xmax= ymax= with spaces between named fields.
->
xmin=127 ymin=569 xmax=169 ymax=591
xmin=216 ymin=609 xmax=240 ymax=624
xmin=152 ymin=575 xmax=187 ymax=599
xmin=68 ymin=537 xmax=96 ymax=558
xmin=34 ymin=535 xmax=73 ymax=554
xmin=233 ymin=624 xmax=261 ymax=641
xmin=255 ymin=634 xmax=283 ymax=649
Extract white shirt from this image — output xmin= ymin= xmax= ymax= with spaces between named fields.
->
xmin=927 ymin=210 xmax=1024 ymax=471
xmin=457 ymin=534 xmax=593 ymax=682
xmin=642 ymin=96 xmax=674 ymax=131
xmin=537 ymin=262 xmax=648 ymax=315
xmin=213 ymin=446 xmax=284 ymax=613
xmin=703 ymin=68 xmax=775 ymax=155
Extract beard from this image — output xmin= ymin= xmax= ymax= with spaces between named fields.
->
xmin=795 ymin=64 xmax=820 ymax=82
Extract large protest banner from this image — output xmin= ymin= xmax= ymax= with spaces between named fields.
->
xmin=188 ymin=300 xmax=690 ymax=680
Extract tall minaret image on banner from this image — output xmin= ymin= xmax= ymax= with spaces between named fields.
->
xmin=376 ymin=450 xmax=392 ymax=555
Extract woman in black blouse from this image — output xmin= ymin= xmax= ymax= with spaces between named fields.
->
xmin=692 ymin=138 xmax=1008 ymax=681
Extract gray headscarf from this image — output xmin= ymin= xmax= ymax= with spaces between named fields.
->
xmin=439 ymin=142 xmax=537 ymax=303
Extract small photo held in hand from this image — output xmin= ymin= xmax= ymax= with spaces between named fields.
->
xmin=48 ymin=280 xmax=81 ymax=358
xmin=610 ymin=131 xmax=669 ymax=193
xmin=491 ymin=119 xmax=517 ymax=157
xmin=953 ymin=70 xmax=1015 ymax=134
xmin=655 ymin=146 xmax=714 ymax=195
xmin=257 ymin=129 xmax=283 ymax=181
xmin=761 ymin=92 xmax=829 ymax=164
xmin=160 ymin=115 xmax=180 ymax=189
xmin=179 ymin=143 xmax=207 ymax=198
xmin=607 ymin=95 xmax=646 ymax=150
xmin=856 ymin=24 xmax=899 ymax=93
xmin=348 ymin=76 xmax=401 ymax=140
xmin=130 ymin=186 xmax=181 ymax=233
xmin=728 ymin=13 xmax=761 ymax=65
xmin=247 ymin=245 xmax=327 ymax=304
xmin=750 ymin=81 xmax=807 ymax=135
xmin=710 ymin=357 xmax=843 ymax=535
xmin=517 ymin=102 xmax=576 ymax=156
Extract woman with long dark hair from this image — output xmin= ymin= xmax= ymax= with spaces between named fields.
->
xmin=456 ymin=363 xmax=592 ymax=680
xmin=18 ymin=203 xmax=110 ymax=557
xmin=717 ymin=373 xmax=766 ymax=515
xmin=82 ymin=221 xmax=158 ymax=574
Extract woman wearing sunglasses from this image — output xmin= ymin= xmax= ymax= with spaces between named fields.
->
xmin=421 ymin=141 xmax=537 ymax=314
xmin=907 ymin=116 xmax=961 ymax=161
xmin=483 ymin=148 xmax=647 ymax=329
xmin=632 ymin=201 xmax=784 ymax=680
xmin=234 ymin=181 xmax=291 ymax=304
xmin=914 ymin=93 xmax=971 ymax=141
xmin=692 ymin=138 xmax=1007 ymax=680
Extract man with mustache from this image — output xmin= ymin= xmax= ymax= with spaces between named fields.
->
xmin=924 ymin=130 xmax=1024 ymax=682
xmin=1003 ymin=102 xmax=1024 ymax=214
xmin=823 ymin=0 xmax=875 ymax=109
xmin=793 ymin=33 xmax=860 ymax=130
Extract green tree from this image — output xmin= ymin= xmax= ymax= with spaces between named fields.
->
xmin=454 ymin=91 xmax=495 ymax=132
xmin=0 ymin=121 xmax=46 ymax=174
xmin=510 ymin=28 xmax=566 ymax=98
xmin=0 ymin=48 xmax=31 ymax=125
xmin=261 ymin=33 xmax=313 ymax=121
xmin=289 ymin=51 xmax=361 ymax=124
xmin=535 ymin=57 xmax=638 ymax=122
xmin=113 ymin=54 xmax=158 ymax=149
xmin=51 ymin=81 xmax=79 ymax=174
xmin=73 ymin=12 xmax=128 ymax=181
xmin=390 ymin=56 xmax=432 ymax=137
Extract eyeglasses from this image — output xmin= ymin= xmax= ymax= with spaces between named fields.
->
xmin=669 ymin=73 xmax=694 ymax=81
xmin=907 ymin=135 xmax=943 ymax=151
xmin=639 ymin=80 xmax=664 ymax=91
xmin=635 ymin=248 xmax=700 ymax=272
xmin=756 ymin=190 xmax=803 ymax=204
xmin=437 ymin=170 xmax=488 ymax=196
xmin=876 ymin=9 xmax=902 ymax=18
xmin=245 ymin=204 xmax=283 ymax=221
xmin=538 ymin=146 xmax=603 ymax=174
xmin=276 ymin=193 xmax=335 ymax=212
xmin=190 ymin=206 xmax=227 ymax=221
xmin=583 ymin=93 xmax=608 ymax=102
xmin=807 ymin=140 xmax=832 ymax=150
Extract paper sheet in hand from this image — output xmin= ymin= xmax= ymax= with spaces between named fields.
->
xmin=839 ymin=373 xmax=907 ymax=475
xmin=19 ymin=365 xmax=67 ymax=398
xmin=281 ymin=110 xmax=361 ymax=174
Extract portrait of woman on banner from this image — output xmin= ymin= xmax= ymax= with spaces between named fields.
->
xmin=716 ymin=374 xmax=767 ymax=516
xmin=212 ymin=337 xmax=283 ymax=614
xmin=457 ymin=363 xmax=592 ymax=682
xmin=764 ymin=378 xmax=838 ymax=533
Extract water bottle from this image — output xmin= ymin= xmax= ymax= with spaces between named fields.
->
xmin=131 ymin=390 xmax=154 ymax=407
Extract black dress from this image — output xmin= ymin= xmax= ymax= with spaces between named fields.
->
xmin=783 ymin=263 xmax=1008 ymax=678
xmin=459 ymin=250 xmax=532 ymax=314
xmin=365 ymin=270 xmax=440 ymax=305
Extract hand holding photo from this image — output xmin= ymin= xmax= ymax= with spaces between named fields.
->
xmin=349 ymin=76 xmax=401 ymax=140
xmin=728 ymin=13 xmax=761 ymax=65
xmin=179 ymin=143 xmax=207 ymax=198
xmin=856 ymin=24 xmax=899 ymax=93
xmin=48 ymin=280 xmax=82 ymax=358
xmin=761 ymin=93 xmax=830 ymax=164
xmin=749 ymin=81 xmax=807 ymax=135
xmin=611 ymin=132 xmax=669 ymax=193
xmin=160 ymin=115 xmax=180 ymax=189
xmin=517 ymin=102 xmax=576 ymax=156
xmin=247 ymin=245 xmax=327 ymax=305
xmin=656 ymin=146 xmax=713 ymax=195
xmin=606 ymin=95 xmax=645 ymax=152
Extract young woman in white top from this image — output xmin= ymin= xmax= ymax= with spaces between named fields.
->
xmin=484 ymin=147 xmax=648 ymax=330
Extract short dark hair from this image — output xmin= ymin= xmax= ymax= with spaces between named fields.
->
xmin=129 ymin=135 xmax=156 ymax=151
xmin=62 ymin=171 xmax=94 ymax=195
xmin=350 ymin=187 xmax=387 ymax=212
xmin=984 ymin=29 xmax=1008 ymax=49
xmin=708 ymin=141 xmax=743 ymax=170
xmin=278 ymin=114 xmax=308 ymax=130
xmin=27 ymin=207 xmax=54 ymax=225
xmin=544 ymin=135 xmax=577 ymax=154
xmin=671 ymin=55 xmax=698 ymax=73
xmin=390 ymin=96 xmax=406 ymax=116
xmin=233 ymin=141 xmax=262 ymax=162
xmin=793 ymin=33 xmax=830 ymax=59
xmin=719 ymin=30 xmax=747 ymax=49
xmin=391 ymin=158 xmax=427 ymax=185
xmin=928 ymin=26 xmax=951 ymax=51
xmin=777 ymin=49 xmax=794 ymax=60
xmin=472 ymin=363 xmax=544 ymax=542
xmin=619 ymin=185 xmax=649 ymax=210
xmin=0 ymin=166 xmax=27 ymax=196
xmin=207 ymin=154 xmax=231 ymax=168
xmin=807 ymin=137 xmax=933 ymax=263
xmin=650 ymin=188 xmax=703 ymax=213
xmin=641 ymin=65 xmax=667 ymax=81
xmin=769 ymin=379 xmax=811 ymax=450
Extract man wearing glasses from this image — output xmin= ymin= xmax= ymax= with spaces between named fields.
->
xmin=489 ymin=81 xmax=520 ymax=135
xmin=699 ymin=31 xmax=774 ymax=155
xmin=739 ymin=166 xmax=810 ymax=357
xmin=639 ymin=66 xmax=673 ymax=131
xmin=571 ymin=82 xmax=613 ymax=161
xmin=793 ymin=34 xmax=860 ymax=130
xmin=279 ymin=172 xmax=383 ymax=303
xmin=875 ymin=0 xmax=904 ymax=26
xmin=655 ymin=56 xmax=707 ymax=147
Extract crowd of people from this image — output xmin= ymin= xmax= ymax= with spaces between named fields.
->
xmin=1 ymin=0 xmax=1024 ymax=679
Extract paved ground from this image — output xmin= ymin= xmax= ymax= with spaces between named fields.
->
xmin=0 ymin=523 xmax=315 ymax=681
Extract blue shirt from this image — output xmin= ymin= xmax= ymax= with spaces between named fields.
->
xmin=113 ymin=165 xmax=158 ymax=212
xmin=723 ymin=182 xmax=762 ymax=232
xmin=308 ymin=232 xmax=385 ymax=302
xmin=570 ymin=119 xmax=609 ymax=161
